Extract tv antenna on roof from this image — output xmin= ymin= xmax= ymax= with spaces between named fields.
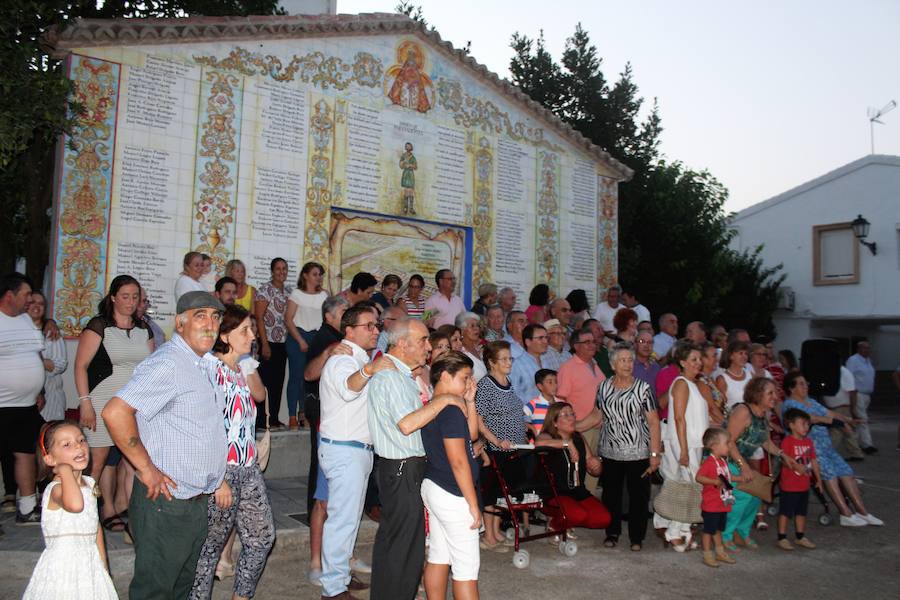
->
xmin=868 ymin=100 xmax=896 ymax=154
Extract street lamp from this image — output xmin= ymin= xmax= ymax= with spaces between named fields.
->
xmin=851 ymin=214 xmax=877 ymax=255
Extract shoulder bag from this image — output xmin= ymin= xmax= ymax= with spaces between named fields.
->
xmin=653 ymin=466 xmax=703 ymax=524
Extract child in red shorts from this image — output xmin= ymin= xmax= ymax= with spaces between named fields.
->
xmin=696 ymin=427 xmax=737 ymax=568
xmin=777 ymin=408 xmax=823 ymax=550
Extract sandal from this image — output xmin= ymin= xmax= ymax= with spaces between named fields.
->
xmin=723 ymin=541 xmax=739 ymax=553
xmin=101 ymin=514 xmax=127 ymax=533
xmin=603 ymin=536 xmax=618 ymax=548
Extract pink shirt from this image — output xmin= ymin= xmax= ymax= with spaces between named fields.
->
xmin=424 ymin=292 xmax=466 ymax=328
xmin=556 ymin=355 xmax=606 ymax=420
xmin=655 ymin=364 xmax=680 ymax=419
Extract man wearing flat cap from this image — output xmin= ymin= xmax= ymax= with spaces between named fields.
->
xmin=103 ymin=290 xmax=228 ymax=599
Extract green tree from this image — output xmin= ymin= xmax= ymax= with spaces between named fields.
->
xmin=0 ymin=0 xmax=282 ymax=281
xmin=509 ymin=23 xmax=783 ymax=337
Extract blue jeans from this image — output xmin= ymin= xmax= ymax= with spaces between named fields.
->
xmin=319 ymin=442 xmax=373 ymax=596
xmin=285 ymin=329 xmax=315 ymax=418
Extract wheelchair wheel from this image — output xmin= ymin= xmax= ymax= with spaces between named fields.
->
xmin=559 ymin=540 xmax=578 ymax=557
xmin=505 ymin=527 xmax=516 ymax=542
xmin=766 ymin=504 xmax=778 ymax=517
xmin=818 ymin=513 xmax=832 ymax=527
xmin=512 ymin=549 xmax=530 ymax=569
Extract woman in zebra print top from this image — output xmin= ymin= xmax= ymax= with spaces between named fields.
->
xmin=578 ymin=341 xmax=661 ymax=551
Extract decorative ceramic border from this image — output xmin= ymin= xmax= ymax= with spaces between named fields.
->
xmin=52 ymin=56 xmax=120 ymax=337
xmin=536 ymin=150 xmax=560 ymax=287
xmin=303 ymin=97 xmax=336 ymax=264
xmin=193 ymin=46 xmax=382 ymax=91
xmin=191 ymin=69 xmax=243 ymax=272
xmin=597 ymin=175 xmax=619 ymax=296
xmin=469 ymin=134 xmax=493 ymax=289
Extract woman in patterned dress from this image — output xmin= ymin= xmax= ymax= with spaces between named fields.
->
xmin=74 ymin=275 xmax=153 ymax=530
xmin=190 ymin=305 xmax=276 ymax=600
xmin=577 ymin=342 xmax=661 ymax=551
xmin=475 ymin=340 xmax=527 ymax=551
xmin=782 ymin=372 xmax=883 ymax=527
xmin=254 ymin=257 xmax=292 ymax=430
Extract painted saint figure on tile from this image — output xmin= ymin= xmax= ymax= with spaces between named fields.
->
xmin=399 ymin=142 xmax=418 ymax=215
xmin=386 ymin=41 xmax=433 ymax=113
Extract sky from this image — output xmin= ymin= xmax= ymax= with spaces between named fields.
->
xmin=337 ymin=0 xmax=900 ymax=213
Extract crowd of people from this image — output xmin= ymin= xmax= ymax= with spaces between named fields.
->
xmin=0 ymin=257 xmax=891 ymax=599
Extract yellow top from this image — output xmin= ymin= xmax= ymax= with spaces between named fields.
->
xmin=235 ymin=284 xmax=256 ymax=311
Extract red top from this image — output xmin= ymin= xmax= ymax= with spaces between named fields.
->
xmin=780 ymin=436 xmax=816 ymax=492
xmin=698 ymin=455 xmax=732 ymax=513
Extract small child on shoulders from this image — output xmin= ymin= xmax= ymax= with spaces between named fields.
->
xmin=777 ymin=408 xmax=823 ymax=551
xmin=695 ymin=427 xmax=737 ymax=568
xmin=524 ymin=369 xmax=558 ymax=438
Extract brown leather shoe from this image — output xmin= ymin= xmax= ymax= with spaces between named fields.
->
xmin=347 ymin=575 xmax=369 ymax=591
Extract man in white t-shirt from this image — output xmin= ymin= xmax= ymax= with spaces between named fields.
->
xmin=622 ymin=290 xmax=651 ymax=325
xmin=0 ymin=273 xmax=46 ymax=525
xmin=592 ymin=284 xmax=625 ymax=334
xmin=822 ymin=366 xmax=865 ymax=461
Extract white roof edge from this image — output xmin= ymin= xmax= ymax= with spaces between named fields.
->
xmin=730 ymin=154 xmax=900 ymax=223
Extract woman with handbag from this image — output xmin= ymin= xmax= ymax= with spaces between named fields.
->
xmin=190 ymin=305 xmax=276 ymax=600
xmin=653 ymin=341 xmax=709 ymax=551
xmin=722 ymin=378 xmax=800 ymax=552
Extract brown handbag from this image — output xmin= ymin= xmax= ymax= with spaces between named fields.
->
xmin=735 ymin=456 xmax=775 ymax=503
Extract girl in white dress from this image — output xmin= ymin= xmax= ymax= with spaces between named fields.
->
xmin=23 ymin=421 xmax=118 ymax=600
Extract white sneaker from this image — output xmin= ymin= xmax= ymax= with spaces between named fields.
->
xmin=840 ymin=514 xmax=868 ymax=527
xmin=858 ymin=513 xmax=884 ymax=526
xmin=350 ymin=557 xmax=372 ymax=574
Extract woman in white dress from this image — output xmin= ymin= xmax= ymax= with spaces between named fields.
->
xmin=74 ymin=275 xmax=153 ymax=532
xmin=27 ymin=291 xmax=68 ymax=422
xmin=654 ymin=341 xmax=709 ymax=551
xmin=24 ymin=420 xmax=117 ymax=600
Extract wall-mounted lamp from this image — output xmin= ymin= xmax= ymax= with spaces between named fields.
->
xmin=851 ymin=214 xmax=877 ymax=255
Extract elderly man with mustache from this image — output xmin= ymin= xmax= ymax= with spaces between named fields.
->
xmin=103 ymin=291 xmax=228 ymax=600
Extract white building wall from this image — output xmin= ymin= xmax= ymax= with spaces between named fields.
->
xmin=731 ymin=156 xmax=900 ymax=369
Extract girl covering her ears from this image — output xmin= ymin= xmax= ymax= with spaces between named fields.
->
xmin=23 ymin=420 xmax=118 ymax=599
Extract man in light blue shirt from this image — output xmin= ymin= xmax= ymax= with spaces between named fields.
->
xmin=367 ymin=318 xmax=467 ymax=599
xmin=103 ymin=291 xmax=226 ymax=600
xmin=510 ymin=324 xmax=548 ymax=406
xmin=504 ymin=310 xmax=528 ymax=360
xmin=846 ymin=341 xmax=877 ymax=453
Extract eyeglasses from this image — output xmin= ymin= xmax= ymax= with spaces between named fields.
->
xmin=574 ymin=340 xmax=596 ymax=345
xmin=558 ymin=412 xmax=576 ymax=418
xmin=496 ymin=356 xmax=514 ymax=363
xmin=352 ymin=322 xmax=378 ymax=331
xmin=531 ymin=335 xmax=549 ymax=341
xmin=636 ymin=339 xmax=652 ymax=345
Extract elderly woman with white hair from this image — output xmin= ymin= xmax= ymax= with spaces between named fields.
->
xmin=456 ymin=311 xmax=488 ymax=381
xmin=471 ymin=282 xmax=498 ymax=316
xmin=578 ymin=341 xmax=661 ymax=551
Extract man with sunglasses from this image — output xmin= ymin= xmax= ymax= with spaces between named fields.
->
xmin=557 ymin=328 xmax=607 ymax=492
xmin=318 ymin=304 xmax=396 ymax=600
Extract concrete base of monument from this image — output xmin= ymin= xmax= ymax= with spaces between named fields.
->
xmin=262 ymin=429 xmax=312 ymax=480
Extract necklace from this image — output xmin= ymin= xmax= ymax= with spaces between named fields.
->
xmin=727 ymin=367 xmax=745 ymax=378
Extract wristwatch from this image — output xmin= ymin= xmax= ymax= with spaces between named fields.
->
xmin=650 ymin=451 xmax=660 ymax=458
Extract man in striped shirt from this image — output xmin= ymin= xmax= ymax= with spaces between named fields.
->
xmin=367 ymin=318 xmax=470 ymax=600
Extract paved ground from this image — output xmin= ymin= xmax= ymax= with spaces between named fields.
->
xmin=1 ymin=414 xmax=898 ymax=599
